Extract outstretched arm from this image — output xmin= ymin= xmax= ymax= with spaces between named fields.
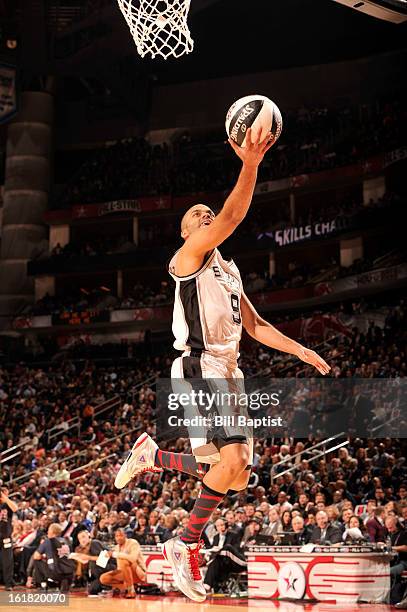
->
xmin=181 ymin=129 xmax=276 ymax=259
xmin=0 ymin=491 xmax=18 ymax=513
xmin=241 ymin=293 xmax=331 ymax=376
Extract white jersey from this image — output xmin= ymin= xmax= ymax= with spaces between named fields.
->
xmin=168 ymin=248 xmax=243 ymax=362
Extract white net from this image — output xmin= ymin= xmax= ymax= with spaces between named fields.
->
xmin=117 ymin=0 xmax=194 ymax=59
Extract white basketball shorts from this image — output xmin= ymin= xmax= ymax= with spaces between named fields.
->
xmin=171 ymin=350 xmax=254 ymax=467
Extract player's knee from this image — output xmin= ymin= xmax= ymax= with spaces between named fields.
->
xmin=100 ymin=572 xmax=109 ymax=585
xmin=222 ymin=445 xmax=249 ymax=474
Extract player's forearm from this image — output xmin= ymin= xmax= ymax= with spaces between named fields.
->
xmin=3 ymin=497 xmax=18 ymax=513
xmin=254 ymin=321 xmax=303 ymax=356
xmin=220 ymin=163 xmax=258 ymax=225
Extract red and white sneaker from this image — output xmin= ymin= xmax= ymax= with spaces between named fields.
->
xmin=114 ymin=432 xmax=161 ymax=489
xmin=162 ymin=537 xmax=206 ymax=602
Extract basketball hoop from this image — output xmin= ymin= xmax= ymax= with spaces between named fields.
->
xmin=116 ymin=0 xmax=194 ymax=59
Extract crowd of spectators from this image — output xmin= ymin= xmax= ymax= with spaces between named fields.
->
xmin=56 ymin=98 xmax=404 ymax=207
xmin=242 ymin=298 xmax=406 ymax=380
xmin=27 ymin=238 xmax=402 ymax=319
xmin=50 ymin=236 xmax=136 ymax=259
xmin=1 ymin=296 xmax=406 ymax=596
xmin=42 ymin=188 xmax=400 ymax=272
xmin=29 ymin=280 xmax=173 ymax=317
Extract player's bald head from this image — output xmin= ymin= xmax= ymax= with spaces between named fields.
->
xmin=180 ymin=204 xmax=215 ymax=239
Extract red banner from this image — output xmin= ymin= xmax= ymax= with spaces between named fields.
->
xmin=276 ymin=314 xmax=352 ymax=341
xmin=43 ymin=147 xmax=405 ymax=225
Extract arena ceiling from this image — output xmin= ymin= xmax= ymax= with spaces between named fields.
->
xmin=0 ymin=0 xmax=406 ymax=117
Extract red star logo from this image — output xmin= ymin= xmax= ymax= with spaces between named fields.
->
xmin=284 ymin=570 xmax=298 ymax=592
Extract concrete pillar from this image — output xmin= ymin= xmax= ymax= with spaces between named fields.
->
xmin=49 ymin=224 xmax=70 ymax=250
xmin=0 ymin=91 xmax=53 ymax=317
xmin=340 ymin=236 xmax=363 ymax=267
xmin=269 ymin=252 xmax=276 ymax=277
xmin=289 ymin=193 xmax=296 ymax=224
xmin=117 ymin=269 xmax=123 ymax=298
xmin=133 ymin=217 xmax=139 ymax=245
xmin=363 ymin=176 xmax=385 ymax=205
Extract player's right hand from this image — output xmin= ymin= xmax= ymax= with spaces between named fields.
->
xmin=228 ymin=127 xmax=276 ymax=167
xmin=296 ymin=347 xmax=331 ymax=376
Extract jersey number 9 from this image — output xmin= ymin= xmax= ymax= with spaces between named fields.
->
xmin=230 ymin=293 xmax=241 ymax=325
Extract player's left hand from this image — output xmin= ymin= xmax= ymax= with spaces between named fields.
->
xmin=295 ymin=347 xmax=331 ymax=376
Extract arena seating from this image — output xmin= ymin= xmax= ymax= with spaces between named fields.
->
xmin=1 ymin=282 xmax=406 ymax=593
xmin=54 ymin=98 xmax=405 ymax=208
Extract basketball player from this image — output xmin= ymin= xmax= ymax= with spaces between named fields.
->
xmin=115 ymin=128 xmax=330 ymax=601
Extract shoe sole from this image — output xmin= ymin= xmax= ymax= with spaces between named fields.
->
xmin=114 ymin=433 xmax=149 ymax=489
xmin=162 ymin=540 xmax=206 ymax=603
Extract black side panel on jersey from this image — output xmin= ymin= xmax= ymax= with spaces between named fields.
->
xmin=182 ymin=355 xmax=203 ymax=378
xmin=179 ymin=278 xmax=205 ymax=351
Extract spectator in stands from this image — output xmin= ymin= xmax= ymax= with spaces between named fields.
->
xmin=366 ymin=506 xmax=387 ymax=543
xmin=116 ymin=492 xmax=132 ymax=514
xmin=160 ymin=515 xmax=177 ymax=542
xmin=133 ymin=515 xmax=149 ymax=545
xmin=241 ymin=518 xmax=262 ymax=547
xmin=327 ymin=505 xmax=342 ymax=530
xmin=224 ymin=510 xmax=244 ymax=540
xmin=361 ymin=500 xmax=378 ymax=524
xmin=310 ymin=510 xmax=342 ymax=544
xmin=282 ymin=515 xmax=312 ymax=545
xmin=145 ymin=511 xmax=166 ymax=545
xmin=340 ymin=508 xmax=354 ymax=532
xmin=154 ymin=497 xmax=171 ymax=515
xmin=342 ymin=515 xmax=368 ymax=542
xmin=281 ymin=510 xmax=293 ymax=533
xmin=100 ymin=528 xmax=146 ymax=599
xmin=62 ymin=511 xmax=90 ymax=550
xmin=52 ymin=463 xmax=70 ymax=483
xmin=12 ymin=520 xmax=37 ymax=582
xmin=261 ymin=507 xmax=282 ymax=538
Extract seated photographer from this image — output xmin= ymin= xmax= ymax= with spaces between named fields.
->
xmin=70 ymin=529 xmax=116 ymax=595
xmin=99 ymin=528 xmax=146 ymax=599
xmin=310 ymin=510 xmax=342 ymax=545
xmin=32 ymin=523 xmax=75 ymax=591
xmin=203 ymin=518 xmax=247 ymax=594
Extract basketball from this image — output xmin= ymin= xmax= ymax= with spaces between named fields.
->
xmin=225 ymin=95 xmax=283 ymax=147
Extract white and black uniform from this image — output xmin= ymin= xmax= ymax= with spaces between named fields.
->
xmin=168 ymin=248 xmax=253 ymax=466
